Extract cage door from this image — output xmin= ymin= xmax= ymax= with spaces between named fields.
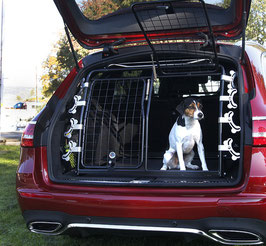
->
xmin=80 ymin=78 xmax=146 ymax=169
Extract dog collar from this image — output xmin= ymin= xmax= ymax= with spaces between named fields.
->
xmin=176 ymin=116 xmax=185 ymax=127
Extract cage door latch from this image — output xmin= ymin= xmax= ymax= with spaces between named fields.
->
xmin=218 ymin=138 xmax=240 ymax=161
xmin=68 ymin=95 xmax=86 ymax=114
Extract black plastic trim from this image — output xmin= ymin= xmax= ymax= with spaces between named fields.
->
xmin=23 ymin=210 xmax=266 ymax=242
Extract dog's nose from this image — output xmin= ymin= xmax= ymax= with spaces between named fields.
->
xmin=198 ymin=112 xmax=204 ymax=119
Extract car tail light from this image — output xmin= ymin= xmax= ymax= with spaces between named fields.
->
xmin=21 ymin=122 xmax=36 ymax=147
xmin=253 ymin=118 xmax=266 ymax=147
xmin=253 ymin=133 xmax=266 ymax=146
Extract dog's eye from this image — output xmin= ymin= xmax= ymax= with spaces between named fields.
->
xmin=188 ymin=106 xmax=195 ymax=110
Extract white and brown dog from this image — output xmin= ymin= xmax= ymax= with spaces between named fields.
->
xmin=161 ymin=97 xmax=208 ymax=171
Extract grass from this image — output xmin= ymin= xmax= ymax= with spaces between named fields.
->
xmin=0 ymin=145 xmax=230 ymax=246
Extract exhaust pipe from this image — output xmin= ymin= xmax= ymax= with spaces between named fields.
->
xmin=209 ymin=229 xmax=263 ymax=245
xmin=28 ymin=221 xmax=63 ymax=234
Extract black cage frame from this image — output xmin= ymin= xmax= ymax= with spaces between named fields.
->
xmin=131 ymin=0 xmax=218 ymax=75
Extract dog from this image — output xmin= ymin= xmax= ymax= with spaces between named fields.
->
xmin=161 ymin=97 xmax=208 ymax=171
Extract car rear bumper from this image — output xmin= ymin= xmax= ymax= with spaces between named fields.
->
xmin=23 ymin=210 xmax=265 ymax=245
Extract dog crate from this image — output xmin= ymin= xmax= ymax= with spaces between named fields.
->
xmin=60 ymin=0 xmax=243 ymax=186
xmin=61 ymin=62 xmax=242 ymax=178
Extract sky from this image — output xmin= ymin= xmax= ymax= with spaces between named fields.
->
xmin=1 ymin=0 xmax=64 ymax=89
xmin=0 ymin=0 xmax=225 ymax=90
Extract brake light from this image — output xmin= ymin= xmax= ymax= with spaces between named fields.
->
xmin=21 ymin=122 xmax=36 ymax=147
xmin=253 ymin=133 xmax=266 ymax=146
xmin=253 ymin=118 xmax=266 ymax=147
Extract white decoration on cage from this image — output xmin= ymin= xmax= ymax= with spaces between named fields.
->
xmin=221 ymin=70 xmax=236 ymax=84
xmin=220 ymin=71 xmax=237 ymax=109
xmin=62 ymin=140 xmax=81 ymax=161
xmin=220 ymin=89 xmax=237 ymax=109
xmin=68 ymin=95 xmax=86 ymax=114
xmin=218 ymin=138 xmax=240 ymax=161
xmin=64 ymin=118 xmax=83 ymax=139
xmin=218 ymin=111 xmax=241 ymax=134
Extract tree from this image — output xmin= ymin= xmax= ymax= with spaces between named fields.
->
xmin=41 ymin=35 xmax=87 ymax=98
xmin=219 ymin=0 xmax=265 ymax=45
xmin=80 ymin=0 xmax=119 ymax=20
xmin=246 ymin=0 xmax=265 ymax=45
xmin=79 ymin=0 xmax=137 ymax=20
xmin=41 ymin=55 xmax=63 ymax=98
xmin=16 ymin=95 xmax=22 ymax=101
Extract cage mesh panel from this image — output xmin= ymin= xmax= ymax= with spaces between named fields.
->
xmin=132 ymin=1 xmax=217 ymax=74
xmin=81 ymin=78 xmax=145 ymax=168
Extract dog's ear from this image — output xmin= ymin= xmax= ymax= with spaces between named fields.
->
xmin=176 ymin=101 xmax=184 ymax=115
xmin=197 ymin=98 xmax=202 ymax=104
xmin=196 ymin=98 xmax=203 ymax=110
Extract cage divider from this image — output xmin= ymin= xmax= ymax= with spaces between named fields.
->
xmin=218 ymin=66 xmax=225 ymax=177
xmin=140 ymin=79 xmax=147 ymax=166
xmin=77 ymin=71 xmax=96 ymax=175
xmin=145 ymin=64 xmax=156 ymax=171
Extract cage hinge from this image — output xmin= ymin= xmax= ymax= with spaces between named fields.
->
xmin=62 ymin=140 xmax=81 ymax=161
xmin=219 ymin=88 xmax=237 ymax=109
xmin=218 ymin=138 xmax=240 ymax=161
xmin=81 ymin=82 xmax=89 ymax=88
xmin=221 ymin=74 xmax=234 ymax=83
xmin=218 ymin=111 xmax=241 ymax=134
xmin=64 ymin=118 xmax=83 ymax=139
xmin=68 ymin=95 xmax=86 ymax=114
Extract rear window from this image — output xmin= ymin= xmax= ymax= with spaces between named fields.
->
xmin=75 ymin=0 xmax=231 ymax=21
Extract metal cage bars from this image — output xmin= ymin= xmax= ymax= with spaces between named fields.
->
xmin=131 ymin=0 xmax=218 ymax=75
xmin=79 ymin=77 xmax=147 ymax=170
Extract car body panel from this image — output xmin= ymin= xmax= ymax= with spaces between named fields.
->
xmin=245 ymin=44 xmax=266 ymax=117
xmin=16 ymin=144 xmax=266 ymax=221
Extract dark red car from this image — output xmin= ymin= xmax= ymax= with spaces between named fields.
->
xmin=17 ymin=0 xmax=266 ymax=245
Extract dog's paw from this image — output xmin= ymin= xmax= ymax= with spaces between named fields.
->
xmin=186 ymin=163 xmax=199 ymax=170
xmin=160 ymin=166 xmax=167 ymax=170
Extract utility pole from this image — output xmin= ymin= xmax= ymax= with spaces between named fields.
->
xmin=35 ymin=66 xmax=38 ymax=104
xmin=0 ymin=0 xmax=4 ymax=141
